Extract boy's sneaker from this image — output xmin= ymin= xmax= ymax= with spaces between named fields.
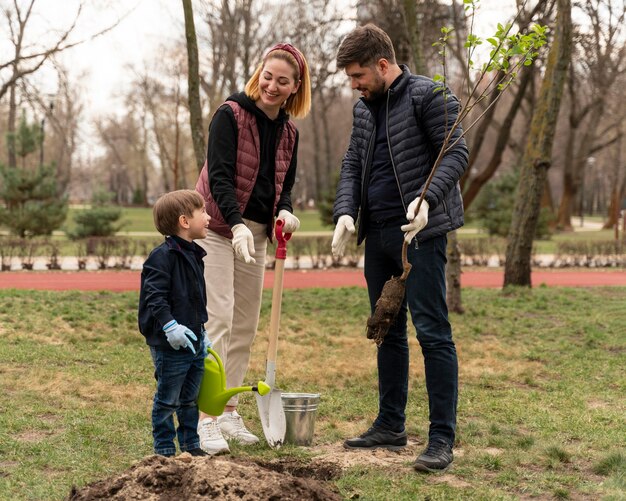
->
xmin=413 ymin=439 xmax=454 ymax=472
xmin=344 ymin=426 xmax=407 ymax=451
xmin=198 ymin=417 xmax=230 ymax=455
xmin=218 ymin=410 xmax=260 ymax=445
xmin=187 ymin=448 xmax=209 ymax=457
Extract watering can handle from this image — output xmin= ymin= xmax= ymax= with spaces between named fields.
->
xmin=274 ymin=219 xmax=292 ymax=260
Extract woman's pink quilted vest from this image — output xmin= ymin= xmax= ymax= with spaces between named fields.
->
xmin=196 ymin=101 xmax=297 ymax=239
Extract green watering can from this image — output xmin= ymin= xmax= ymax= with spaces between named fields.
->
xmin=197 ymin=347 xmax=270 ymax=416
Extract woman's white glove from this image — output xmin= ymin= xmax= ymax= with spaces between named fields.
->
xmin=401 ymin=199 xmax=429 ymax=244
xmin=231 ymin=223 xmax=256 ymax=264
xmin=277 ymin=209 xmax=300 ymax=233
xmin=331 ymin=215 xmax=355 ymax=258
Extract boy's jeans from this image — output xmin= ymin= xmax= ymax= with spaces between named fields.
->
xmin=150 ymin=343 xmax=206 ymax=456
xmin=364 ymin=217 xmax=458 ymax=446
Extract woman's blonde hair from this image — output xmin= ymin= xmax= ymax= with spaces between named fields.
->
xmin=245 ymin=45 xmax=311 ymax=119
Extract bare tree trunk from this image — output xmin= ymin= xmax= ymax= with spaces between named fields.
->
xmin=140 ymin=111 xmax=150 ymax=205
xmin=504 ymin=0 xmax=572 ymax=287
xmin=603 ymin=134 xmax=624 ymax=231
xmin=401 ymin=0 xmax=426 ymax=74
xmin=462 ymin=67 xmax=533 ymax=208
xmin=446 ymin=231 xmax=464 ymax=313
xmin=182 ymin=0 xmax=205 ymax=173
xmin=173 ymin=83 xmax=181 ymax=190
xmin=7 ymin=80 xmax=17 ymax=168
xmin=317 ymin=91 xmax=334 ymax=195
xmin=542 ymin=177 xmax=554 ymax=212
xmin=309 ymin=99 xmax=323 ymax=201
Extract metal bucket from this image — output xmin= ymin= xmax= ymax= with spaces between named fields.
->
xmin=281 ymin=392 xmax=320 ymax=446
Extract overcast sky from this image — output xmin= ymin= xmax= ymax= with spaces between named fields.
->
xmin=22 ymin=0 xmax=514 ymax=121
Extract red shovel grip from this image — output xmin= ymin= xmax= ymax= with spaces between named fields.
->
xmin=274 ymin=219 xmax=291 ymax=260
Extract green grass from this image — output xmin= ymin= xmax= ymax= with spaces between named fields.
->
xmin=62 ymin=207 xmax=329 ymax=234
xmin=0 ymin=286 xmax=624 ymax=500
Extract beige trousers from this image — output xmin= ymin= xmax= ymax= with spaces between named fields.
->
xmin=196 ymin=219 xmax=267 ymax=407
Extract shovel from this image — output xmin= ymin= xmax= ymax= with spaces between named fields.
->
xmin=256 ymin=218 xmax=290 ymax=448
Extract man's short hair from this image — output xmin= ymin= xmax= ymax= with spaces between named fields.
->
xmin=336 ymin=23 xmax=396 ymax=69
xmin=153 ymin=189 xmax=205 ymax=236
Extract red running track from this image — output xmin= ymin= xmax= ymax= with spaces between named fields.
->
xmin=1 ymin=268 xmax=626 ymax=292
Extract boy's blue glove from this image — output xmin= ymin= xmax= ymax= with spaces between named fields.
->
xmin=202 ymin=329 xmax=212 ymax=349
xmin=163 ymin=320 xmax=197 ymax=354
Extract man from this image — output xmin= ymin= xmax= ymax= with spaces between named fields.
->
xmin=332 ymin=24 xmax=468 ymax=473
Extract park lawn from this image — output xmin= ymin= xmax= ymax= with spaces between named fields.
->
xmin=62 ymin=207 xmax=329 ymax=234
xmin=0 ymin=286 xmax=624 ymax=500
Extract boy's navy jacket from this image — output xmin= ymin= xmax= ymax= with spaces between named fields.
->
xmin=138 ymin=235 xmax=208 ymax=351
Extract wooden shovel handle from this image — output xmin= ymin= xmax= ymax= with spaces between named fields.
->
xmin=267 ymin=257 xmax=285 ymax=364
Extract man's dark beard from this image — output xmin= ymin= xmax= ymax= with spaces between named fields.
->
xmin=361 ymin=81 xmax=387 ymax=101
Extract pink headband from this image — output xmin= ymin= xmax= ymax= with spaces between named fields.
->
xmin=266 ymin=43 xmax=305 ymax=80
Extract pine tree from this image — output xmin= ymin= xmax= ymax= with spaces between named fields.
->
xmin=0 ymin=112 xmax=68 ymax=237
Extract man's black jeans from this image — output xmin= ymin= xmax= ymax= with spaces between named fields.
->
xmin=364 ymin=217 xmax=458 ymax=446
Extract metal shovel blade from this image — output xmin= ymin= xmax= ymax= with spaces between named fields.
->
xmin=255 ymin=388 xmax=286 ymax=448
xmin=256 ymin=360 xmax=285 ymax=447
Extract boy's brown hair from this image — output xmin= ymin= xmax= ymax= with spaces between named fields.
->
xmin=336 ymin=23 xmax=396 ymax=70
xmin=153 ymin=189 xmax=205 ymax=236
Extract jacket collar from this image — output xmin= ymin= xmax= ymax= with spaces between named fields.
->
xmin=359 ymin=65 xmax=412 ymax=113
xmin=166 ymin=235 xmax=207 ymax=260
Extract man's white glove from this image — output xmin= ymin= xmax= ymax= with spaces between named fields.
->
xmin=277 ymin=209 xmax=300 ymax=233
xmin=231 ymin=223 xmax=256 ymax=264
xmin=401 ymin=198 xmax=430 ymax=244
xmin=331 ymin=215 xmax=355 ymax=258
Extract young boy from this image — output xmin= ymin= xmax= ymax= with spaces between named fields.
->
xmin=138 ymin=189 xmax=212 ymax=457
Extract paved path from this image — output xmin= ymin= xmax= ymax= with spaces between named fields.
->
xmin=1 ymin=268 xmax=625 ymax=292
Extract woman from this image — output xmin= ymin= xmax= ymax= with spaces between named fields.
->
xmin=195 ymin=43 xmax=311 ymax=454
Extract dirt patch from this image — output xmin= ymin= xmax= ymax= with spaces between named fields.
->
xmin=431 ymin=474 xmax=472 ymax=488
xmin=16 ymin=430 xmax=56 ymax=443
xmin=68 ymin=454 xmax=342 ymax=500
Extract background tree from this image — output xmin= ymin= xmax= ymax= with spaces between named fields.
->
xmin=504 ymin=0 xmax=573 ymax=287
xmin=68 ymin=189 xmax=123 ymax=239
xmin=0 ymin=112 xmax=67 ymax=236
xmin=555 ymin=0 xmax=625 ymax=230
xmin=182 ymin=0 xmax=205 ymax=172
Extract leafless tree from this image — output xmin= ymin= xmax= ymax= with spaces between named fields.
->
xmin=504 ymin=0 xmax=573 ymax=287
xmin=182 ymin=0 xmax=206 ymax=172
xmin=134 ymin=53 xmax=196 ymax=193
xmin=554 ymin=0 xmax=625 ymax=230
xmin=196 ymin=0 xmax=266 ymax=115
xmin=1 ymin=0 xmax=122 ymax=169
xmin=19 ymin=62 xmax=83 ymax=194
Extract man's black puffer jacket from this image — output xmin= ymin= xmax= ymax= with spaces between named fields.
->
xmin=333 ymin=65 xmax=469 ymax=244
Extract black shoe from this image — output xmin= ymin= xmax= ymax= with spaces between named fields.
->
xmin=344 ymin=426 xmax=407 ymax=451
xmin=413 ymin=439 xmax=453 ymax=472
xmin=187 ymin=448 xmax=210 ymax=457
xmin=157 ymin=452 xmax=174 ymax=458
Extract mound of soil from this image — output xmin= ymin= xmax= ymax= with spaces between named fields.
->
xmin=68 ymin=454 xmax=342 ymax=501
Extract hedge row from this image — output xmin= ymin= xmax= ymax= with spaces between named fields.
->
xmin=1 ymin=235 xmax=625 ymax=270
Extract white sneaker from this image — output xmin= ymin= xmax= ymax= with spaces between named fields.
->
xmin=198 ymin=417 xmax=230 ymax=455
xmin=218 ymin=410 xmax=260 ymax=445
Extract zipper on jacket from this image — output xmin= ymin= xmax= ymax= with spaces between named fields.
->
xmin=385 ymin=91 xmax=407 ymax=215
xmin=386 ymin=92 xmax=419 ymax=250
xmin=357 ymin=122 xmax=376 ymax=232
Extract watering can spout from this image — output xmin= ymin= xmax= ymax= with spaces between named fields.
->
xmin=197 ymin=347 xmax=270 ymax=416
